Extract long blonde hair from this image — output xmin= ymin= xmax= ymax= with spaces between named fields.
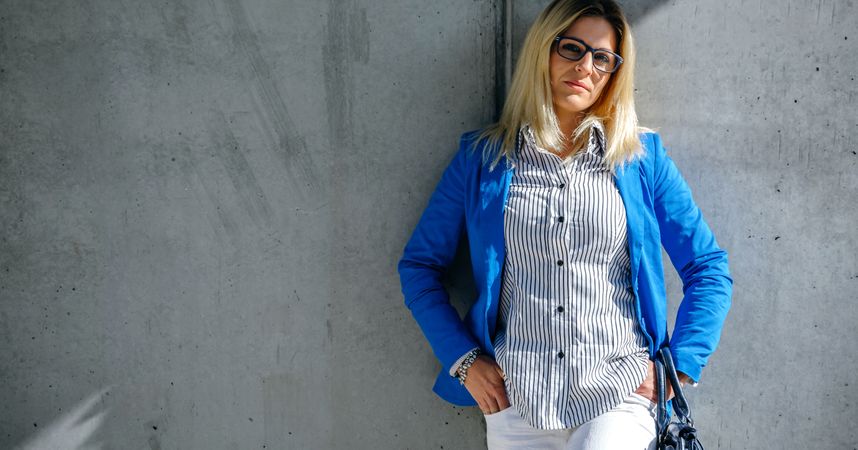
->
xmin=474 ymin=0 xmax=654 ymax=174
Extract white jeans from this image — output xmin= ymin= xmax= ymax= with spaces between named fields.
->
xmin=484 ymin=392 xmax=657 ymax=450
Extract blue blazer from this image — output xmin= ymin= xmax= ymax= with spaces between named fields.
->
xmin=397 ymin=129 xmax=733 ymax=406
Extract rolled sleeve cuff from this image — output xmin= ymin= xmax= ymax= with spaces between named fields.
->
xmin=449 ymin=346 xmax=480 ymax=377
xmin=671 ymin=351 xmax=703 ymax=386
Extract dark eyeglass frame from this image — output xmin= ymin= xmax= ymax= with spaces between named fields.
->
xmin=553 ymin=35 xmax=624 ymax=73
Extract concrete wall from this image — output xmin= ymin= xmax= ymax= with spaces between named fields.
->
xmin=0 ymin=0 xmax=500 ymax=448
xmin=610 ymin=2 xmax=858 ymax=449
xmin=511 ymin=3 xmax=858 ymax=449
xmin=1 ymin=0 xmax=855 ymax=449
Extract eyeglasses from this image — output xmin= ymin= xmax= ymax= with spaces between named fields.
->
xmin=553 ymin=36 xmax=623 ymax=74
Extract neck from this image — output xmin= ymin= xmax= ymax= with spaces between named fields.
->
xmin=554 ymin=109 xmax=585 ymax=152
xmin=558 ymin=109 xmax=585 ymax=135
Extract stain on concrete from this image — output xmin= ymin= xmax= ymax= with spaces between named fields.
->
xmin=322 ymin=0 xmax=370 ymax=148
xmin=206 ymin=109 xmax=274 ymax=228
xmin=223 ymin=0 xmax=319 ymax=199
xmin=155 ymin=2 xmax=193 ymax=46
xmin=144 ymin=418 xmax=163 ymax=450
xmin=176 ymin=148 xmax=240 ymax=244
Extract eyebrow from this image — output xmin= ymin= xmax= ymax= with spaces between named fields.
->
xmin=563 ymin=35 xmax=616 ymax=53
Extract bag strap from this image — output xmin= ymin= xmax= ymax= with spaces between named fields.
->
xmin=655 ymin=352 xmax=670 ymax=435
xmin=657 ymin=351 xmax=707 ymax=450
xmin=656 ymin=347 xmax=694 ymax=425
xmin=661 ymin=347 xmax=692 ymax=422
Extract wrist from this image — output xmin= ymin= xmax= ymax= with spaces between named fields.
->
xmin=454 ymin=348 xmax=482 ymax=385
xmin=450 ymin=347 xmax=480 ymax=377
xmin=677 ymin=371 xmax=698 ymax=387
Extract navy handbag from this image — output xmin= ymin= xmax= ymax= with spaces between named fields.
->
xmin=655 ymin=346 xmax=706 ymax=450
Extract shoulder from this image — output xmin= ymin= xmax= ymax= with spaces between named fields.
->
xmin=457 ymin=127 xmax=502 ymax=168
xmin=638 ymin=129 xmax=664 ymax=155
xmin=635 ymin=129 xmax=668 ymax=170
xmin=459 ymin=128 xmax=489 ymax=156
xmin=428 ymin=129 xmax=489 ymax=183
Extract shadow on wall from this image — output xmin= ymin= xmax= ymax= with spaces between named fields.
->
xmin=619 ymin=0 xmax=672 ymax=24
xmin=508 ymin=0 xmax=672 ymax=91
xmin=14 ymin=387 xmax=110 ymax=450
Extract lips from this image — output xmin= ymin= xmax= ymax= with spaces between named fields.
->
xmin=564 ymin=80 xmax=589 ymax=91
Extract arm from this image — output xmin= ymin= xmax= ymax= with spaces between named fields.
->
xmin=397 ymin=134 xmax=482 ymax=376
xmin=650 ymin=133 xmax=734 ymax=383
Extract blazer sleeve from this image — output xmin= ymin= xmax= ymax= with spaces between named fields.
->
xmin=650 ymin=132 xmax=734 ymax=383
xmin=397 ymin=134 xmax=482 ymax=376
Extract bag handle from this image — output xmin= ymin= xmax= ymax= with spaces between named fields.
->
xmin=660 ymin=347 xmax=692 ymax=421
xmin=655 ymin=350 xmax=670 ymax=435
xmin=655 ymin=346 xmax=694 ymax=430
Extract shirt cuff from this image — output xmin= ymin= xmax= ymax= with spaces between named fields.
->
xmin=449 ymin=346 xmax=480 ymax=377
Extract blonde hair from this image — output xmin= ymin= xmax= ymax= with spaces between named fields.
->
xmin=474 ymin=0 xmax=654 ymax=174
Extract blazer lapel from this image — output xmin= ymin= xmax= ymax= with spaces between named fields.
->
xmin=477 ymin=153 xmax=513 ymax=349
xmin=614 ymin=163 xmax=645 ymax=291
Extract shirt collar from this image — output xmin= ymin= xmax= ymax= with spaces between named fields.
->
xmin=518 ymin=119 xmax=606 ymax=161
xmin=589 ymin=119 xmax=607 ymax=156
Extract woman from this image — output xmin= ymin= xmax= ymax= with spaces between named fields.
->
xmin=397 ymin=0 xmax=732 ymax=448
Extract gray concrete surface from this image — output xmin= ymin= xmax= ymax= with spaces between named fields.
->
xmin=1 ymin=0 xmax=856 ymax=449
xmin=627 ymin=2 xmax=858 ymax=448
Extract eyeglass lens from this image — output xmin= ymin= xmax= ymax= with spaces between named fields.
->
xmin=557 ymin=38 xmax=618 ymax=72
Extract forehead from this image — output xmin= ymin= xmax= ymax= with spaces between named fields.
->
xmin=561 ymin=16 xmax=617 ymax=51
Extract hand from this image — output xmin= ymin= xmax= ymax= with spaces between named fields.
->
xmin=634 ymin=360 xmax=692 ymax=404
xmin=462 ymin=355 xmax=510 ymax=414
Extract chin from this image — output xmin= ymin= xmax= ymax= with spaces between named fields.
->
xmin=555 ymin=102 xmax=589 ymax=116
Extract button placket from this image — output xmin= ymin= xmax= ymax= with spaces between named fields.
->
xmin=553 ymin=163 xmax=567 ymax=270
xmin=556 ymin=165 xmax=571 ymax=379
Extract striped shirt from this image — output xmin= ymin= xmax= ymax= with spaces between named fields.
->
xmin=489 ymin=120 xmax=651 ymax=430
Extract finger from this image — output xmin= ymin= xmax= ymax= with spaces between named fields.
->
xmin=485 ymin=394 xmax=502 ymax=414
xmin=495 ymin=392 xmax=511 ymax=410
xmin=477 ymin=398 xmax=490 ymax=414
xmin=490 ymin=378 xmax=510 ymax=410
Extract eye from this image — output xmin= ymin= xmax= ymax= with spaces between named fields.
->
xmin=595 ymin=53 xmax=611 ymax=63
xmin=561 ymin=43 xmax=583 ymax=54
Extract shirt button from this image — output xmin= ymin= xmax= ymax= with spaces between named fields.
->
xmin=559 ymin=183 xmax=566 ymax=188
xmin=558 ymin=216 xmax=565 ymax=223
xmin=556 ymin=260 xmax=563 ymax=266
xmin=557 ymin=306 xmax=564 ymax=313
xmin=557 ymin=351 xmax=565 ymax=359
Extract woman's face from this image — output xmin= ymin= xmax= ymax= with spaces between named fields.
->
xmin=549 ymin=16 xmax=618 ymax=121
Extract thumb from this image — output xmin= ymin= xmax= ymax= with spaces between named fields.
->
xmin=494 ymin=365 xmax=506 ymax=380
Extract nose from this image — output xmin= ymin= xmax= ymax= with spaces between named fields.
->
xmin=575 ymin=51 xmax=594 ymax=74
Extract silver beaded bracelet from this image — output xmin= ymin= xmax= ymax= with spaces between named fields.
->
xmin=455 ymin=348 xmax=482 ymax=385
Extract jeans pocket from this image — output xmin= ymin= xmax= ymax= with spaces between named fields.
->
xmin=484 ymin=405 xmax=514 ymax=419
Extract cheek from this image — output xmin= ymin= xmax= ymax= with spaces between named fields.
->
xmin=548 ymin=57 xmax=559 ymax=82
xmin=593 ymin=77 xmax=611 ymax=96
